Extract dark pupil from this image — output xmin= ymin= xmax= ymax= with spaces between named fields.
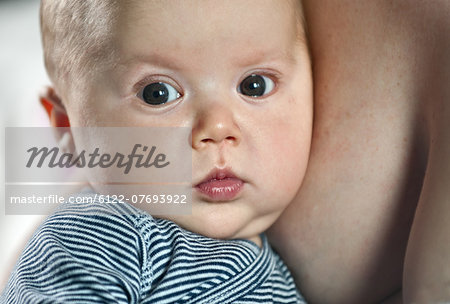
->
xmin=142 ymin=82 xmax=169 ymax=105
xmin=240 ymin=75 xmax=266 ymax=97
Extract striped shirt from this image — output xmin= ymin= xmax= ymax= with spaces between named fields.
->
xmin=1 ymin=192 xmax=306 ymax=303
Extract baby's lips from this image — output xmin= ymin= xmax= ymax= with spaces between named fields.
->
xmin=194 ymin=167 xmax=240 ymax=186
xmin=193 ymin=167 xmax=245 ymax=201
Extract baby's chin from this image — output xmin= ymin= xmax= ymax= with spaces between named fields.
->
xmin=156 ymin=213 xmax=265 ymax=244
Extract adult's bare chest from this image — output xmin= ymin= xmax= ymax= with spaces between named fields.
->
xmin=270 ymin=1 xmax=446 ymax=302
xmin=270 ymin=98 xmax=428 ymax=303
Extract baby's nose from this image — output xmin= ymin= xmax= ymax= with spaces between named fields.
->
xmin=191 ymin=104 xmax=241 ymax=150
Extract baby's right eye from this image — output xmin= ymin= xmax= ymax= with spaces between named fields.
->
xmin=137 ymin=82 xmax=181 ymax=105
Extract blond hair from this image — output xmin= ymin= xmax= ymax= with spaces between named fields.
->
xmin=40 ymin=0 xmax=117 ymax=91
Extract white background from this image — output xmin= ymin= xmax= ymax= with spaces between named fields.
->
xmin=0 ymin=0 xmax=50 ymax=290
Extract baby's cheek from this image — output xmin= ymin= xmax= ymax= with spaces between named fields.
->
xmin=267 ymin=122 xmax=309 ymax=189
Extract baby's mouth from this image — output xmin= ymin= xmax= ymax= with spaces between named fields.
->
xmin=194 ymin=168 xmax=244 ymax=202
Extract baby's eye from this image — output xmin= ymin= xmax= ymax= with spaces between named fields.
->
xmin=238 ymin=74 xmax=275 ymax=97
xmin=138 ymin=82 xmax=181 ymax=105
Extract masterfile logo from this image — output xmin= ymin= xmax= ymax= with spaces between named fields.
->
xmin=5 ymin=127 xmax=192 ymax=215
xmin=26 ymin=144 xmax=170 ymax=174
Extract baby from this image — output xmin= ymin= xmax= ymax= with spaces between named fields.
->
xmin=2 ymin=0 xmax=312 ymax=303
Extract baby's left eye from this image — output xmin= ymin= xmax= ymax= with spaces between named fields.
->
xmin=238 ymin=74 xmax=275 ymax=97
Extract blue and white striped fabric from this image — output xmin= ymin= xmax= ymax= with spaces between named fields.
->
xmin=1 ymin=191 xmax=306 ymax=303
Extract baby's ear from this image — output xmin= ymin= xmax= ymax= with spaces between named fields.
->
xmin=39 ymin=86 xmax=70 ymax=127
xmin=40 ymin=86 xmax=76 ymax=154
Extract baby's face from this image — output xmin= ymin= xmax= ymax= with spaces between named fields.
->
xmin=64 ymin=0 xmax=312 ymax=243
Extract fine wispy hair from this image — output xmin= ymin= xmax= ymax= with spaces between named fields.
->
xmin=40 ymin=0 xmax=118 ymax=94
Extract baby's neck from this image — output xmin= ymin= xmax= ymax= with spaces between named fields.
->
xmin=247 ymin=235 xmax=262 ymax=248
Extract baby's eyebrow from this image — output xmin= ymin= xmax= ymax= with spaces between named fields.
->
xmin=233 ymin=47 xmax=298 ymax=68
xmin=119 ymin=52 xmax=181 ymax=70
xmin=117 ymin=46 xmax=299 ymax=74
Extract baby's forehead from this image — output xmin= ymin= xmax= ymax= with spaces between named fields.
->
xmin=115 ymin=0 xmax=303 ymax=29
xmin=41 ymin=0 xmax=305 ymax=89
xmin=113 ymin=1 xmax=304 ymax=56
